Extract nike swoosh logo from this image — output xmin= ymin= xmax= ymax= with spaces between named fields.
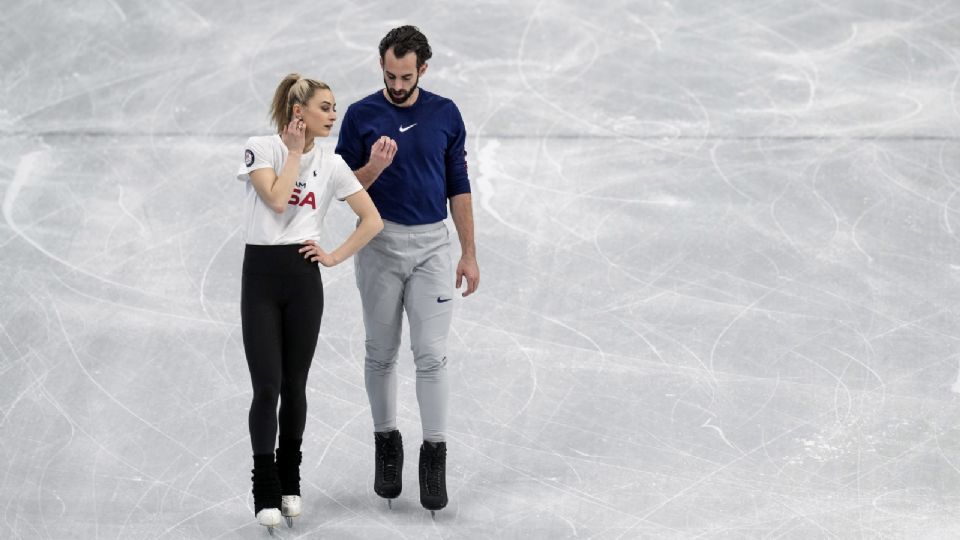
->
xmin=437 ymin=297 xmax=452 ymax=303
xmin=399 ymin=123 xmax=417 ymax=133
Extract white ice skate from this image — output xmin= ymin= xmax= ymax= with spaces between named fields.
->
xmin=282 ymin=495 xmax=301 ymax=527
xmin=257 ymin=508 xmax=282 ymax=535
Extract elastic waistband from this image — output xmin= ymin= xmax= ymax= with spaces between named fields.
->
xmin=243 ymin=244 xmax=318 ymax=275
xmin=380 ymin=219 xmax=447 ymax=234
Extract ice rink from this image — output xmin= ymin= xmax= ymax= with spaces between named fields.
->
xmin=3 ymin=0 xmax=960 ymax=538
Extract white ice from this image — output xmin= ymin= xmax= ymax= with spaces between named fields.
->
xmin=2 ymin=0 xmax=960 ymax=538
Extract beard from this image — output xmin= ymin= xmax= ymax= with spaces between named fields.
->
xmin=384 ymin=76 xmax=419 ymax=105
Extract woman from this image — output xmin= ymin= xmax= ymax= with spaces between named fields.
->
xmin=236 ymin=73 xmax=392 ymax=531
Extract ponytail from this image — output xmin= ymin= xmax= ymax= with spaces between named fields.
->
xmin=269 ymin=73 xmax=332 ymax=133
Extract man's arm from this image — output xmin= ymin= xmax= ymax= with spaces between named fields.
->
xmin=354 ymin=136 xmax=398 ymax=190
xmin=336 ymin=106 xmax=397 ymax=190
xmin=450 ymin=193 xmax=479 ymax=297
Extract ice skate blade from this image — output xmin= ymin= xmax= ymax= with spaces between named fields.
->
xmin=431 ymin=510 xmax=436 ymax=520
xmin=257 ymin=508 xmax=282 ymax=530
xmin=267 ymin=525 xmax=276 ymax=536
xmin=387 ymin=499 xmax=392 ymax=509
xmin=285 ymin=516 xmax=294 ymax=528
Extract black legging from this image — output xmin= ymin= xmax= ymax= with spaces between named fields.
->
xmin=241 ymin=244 xmax=324 ymax=455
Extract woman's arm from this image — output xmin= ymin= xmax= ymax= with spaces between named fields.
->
xmin=299 ymin=189 xmax=383 ymax=266
xmin=249 ymin=119 xmax=306 ymax=213
xmin=249 ymin=154 xmax=300 ymax=213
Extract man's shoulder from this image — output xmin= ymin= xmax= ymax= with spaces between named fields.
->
xmin=420 ymin=89 xmax=454 ymax=106
xmin=420 ymin=89 xmax=460 ymax=115
xmin=346 ymin=91 xmax=387 ymax=113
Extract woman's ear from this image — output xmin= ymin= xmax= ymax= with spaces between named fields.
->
xmin=292 ymin=104 xmax=303 ymax=120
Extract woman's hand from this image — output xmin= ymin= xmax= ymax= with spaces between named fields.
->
xmin=281 ymin=117 xmax=306 ymax=154
xmin=299 ymin=240 xmax=338 ymax=267
xmin=367 ymin=136 xmax=397 ymax=173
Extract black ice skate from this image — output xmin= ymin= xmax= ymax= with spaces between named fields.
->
xmin=276 ymin=441 xmax=302 ymax=528
xmin=374 ymin=430 xmax=404 ymax=508
xmin=251 ymin=454 xmax=282 ymax=535
xmin=419 ymin=441 xmax=447 ymax=518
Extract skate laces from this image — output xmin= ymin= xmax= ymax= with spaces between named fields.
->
xmin=423 ymin=444 xmax=445 ymax=495
xmin=376 ymin=434 xmax=401 ymax=483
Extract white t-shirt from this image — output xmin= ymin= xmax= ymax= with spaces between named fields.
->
xmin=236 ymin=134 xmax=363 ymax=245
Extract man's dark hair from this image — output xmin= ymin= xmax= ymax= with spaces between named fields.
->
xmin=379 ymin=25 xmax=433 ymax=68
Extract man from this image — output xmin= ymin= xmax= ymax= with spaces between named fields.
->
xmin=335 ymin=25 xmax=479 ymax=517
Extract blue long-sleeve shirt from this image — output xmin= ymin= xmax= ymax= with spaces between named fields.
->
xmin=335 ymin=89 xmax=471 ymax=225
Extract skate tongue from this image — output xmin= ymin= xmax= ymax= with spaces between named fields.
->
xmin=376 ymin=430 xmax=401 ymax=441
xmin=424 ymin=441 xmax=446 ymax=454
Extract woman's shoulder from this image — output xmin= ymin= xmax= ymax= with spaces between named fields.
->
xmin=245 ymin=133 xmax=282 ymax=149
xmin=317 ymin=146 xmax=350 ymax=169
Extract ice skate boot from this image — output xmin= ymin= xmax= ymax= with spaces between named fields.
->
xmin=276 ymin=441 xmax=303 ymax=528
xmin=281 ymin=495 xmax=301 ymax=527
xmin=419 ymin=441 xmax=447 ymax=518
xmin=374 ymin=430 xmax=403 ymax=508
xmin=251 ymin=454 xmax=282 ymax=535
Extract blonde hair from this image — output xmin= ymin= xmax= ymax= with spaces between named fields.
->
xmin=269 ymin=73 xmax=331 ymax=133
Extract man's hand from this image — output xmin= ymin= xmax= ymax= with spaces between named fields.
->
xmin=368 ymin=136 xmax=397 ymax=173
xmin=455 ymin=256 xmax=479 ymax=297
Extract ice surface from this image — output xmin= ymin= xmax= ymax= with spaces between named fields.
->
xmin=2 ymin=0 xmax=960 ymax=538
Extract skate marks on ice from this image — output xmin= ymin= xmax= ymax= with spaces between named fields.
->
xmin=3 ymin=0 xmax=960 ymax=538
xmin=462 ymin=133 xmax=960 ymax=537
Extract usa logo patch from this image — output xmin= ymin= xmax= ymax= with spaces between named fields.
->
xmin=245 ymin=149 xmax=254 ymax=167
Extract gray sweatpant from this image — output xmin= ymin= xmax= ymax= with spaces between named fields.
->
xmin=355 ymin=219 xmax=453 ymax=443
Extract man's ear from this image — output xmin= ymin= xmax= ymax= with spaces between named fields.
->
xmin=419 ymin=62 xmax=428 ymax=77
